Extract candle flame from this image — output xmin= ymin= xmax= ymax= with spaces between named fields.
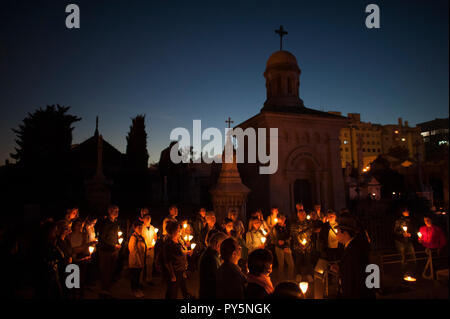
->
xmin=402 ymin=226 xmax=407 ymax=232
xmin=183 ymin=223 xmax=188 ymax=229
xmin=403 ymin=275 xmax=416 ymax=282
xmin=188 ymin=235 xmax=193 ymax=241
xmin=89 ymin=246 xmax=94 ymax=254
xmin=190 ymin=243 xmax=196 ymax=250
xmin=306 ymin=215 xmax=311 ymax=220
xmin=301 ymin=239 xmax=307 ymax=245
xmin=299 ymin=282 xmax=309 ymax=294
xmin=118 ymin=238 xmax=123 ymax=244
xmin=274 ymin=218 xmax=278 ymax=223
xmin=417 ymin=232 xmax=422 ymax=238
xmin=183 ymin=235 xmax=188 ymax=241
xmin=118 ymin=231 xmax=123 ymax=237
xmin=155 ymin=228 xmax=159 ymax=233
xmin=261 ymin=237 xmax=266 ymax=244
xmin=152 ymin=239 xmax=156 ymax=246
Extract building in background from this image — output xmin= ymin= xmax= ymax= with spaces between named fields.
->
xmin=329 ymin=112 xmax=424 ymax=170
xmin=416 ymin=118 xmax=449 ymax=161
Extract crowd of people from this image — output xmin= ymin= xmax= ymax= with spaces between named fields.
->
xmin=35 ymin=203 xmax=447 ymax=299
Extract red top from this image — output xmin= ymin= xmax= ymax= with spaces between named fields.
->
xmin=419 ymin=225 xmax=447 ymax=249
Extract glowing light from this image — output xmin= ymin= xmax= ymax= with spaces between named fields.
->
xmin=306 ymin=215 xmax=311 ymax=220
xmin=403 ymin=275 xmax=416 ymax=282
xmin=299 ymin=282 xmax=309 ymax=294
xmin=262 ymin=229 xmax=268 ymax=236
xmin=274 ymin=218 xmax=278 ymax=223
xmin=190 ymin=243 xmax=196 ymax=250
xmin=183 ymin=223 xmax=188 ymax=229
xmin=401 ymin=138 xmax=406 ymax=142
xmin=301 ymin=239 xmax=307 ymax=245
xmin=152 ymin=239 xmax=156 ymax=246
xmin=417 ymin=232 xmax=422 ymax=238
xmin=183 ymin=235 xmax=188 ymax=241
xmin=118 ymin=238 xmax=123 ymax=245
xmin=89 ymin=246 xmax=95 ymax=254
xmin=118 ymin=231 xmax=123 ymax=237
xmin=188 ymin=235 xmax=193 ymax=241
xmin=395 ymin=130 xmax=399 ymax=134
xmin=154 ymin=228 xmax=159 ymax=234
xmin=392 ymin=192 xmax=396 ymax=195
xmin=402 ymin=226 xmax=408 ymax=232
xmin=261 ymin=237 xmax=267 ymax=244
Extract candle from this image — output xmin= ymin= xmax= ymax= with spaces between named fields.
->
xmin=306 ymin=215 xmax=311 ymax=220
xmin=118 ymin=238 xmax=123 ymax=245
xmin=183 ymin=223 xmax=188 ymax=229
xmin=301 ymin=238 xmax=307 ymax=245
xmin=274 ymin=218 xmax=278 ymax=224
xmin=403 ymin=275 xmax=416 ymax=282
xmin=88 ymin=246 xmax=95 ymax=254
xmin=188 ymin=235 xmax=193 ymax=241
xmin=152 ymin=239 xmax=156 ymax=247
xmin=190 ymin=243 xmax=196 ymax=250
xmin=261 ymin=237 xmax=266 ymax=244
xmin=262 ymin=229 xmax=267 ymax=236
xmin=183 ymin=235 xmax=188 ymax=241
xmin=417 ymin=232 xmax=422 ymax=238
xmin=118 ymin=231 xmax=123 ymax=237
xmin=402 ymin=226 xmax=408 ymax=232
xmin=299 ymin=282 xmax=309 ymax=295
xmin=154 ymin=228 xmax=159 ymax=234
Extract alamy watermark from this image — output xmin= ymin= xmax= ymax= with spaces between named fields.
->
xmin=169 ymin=120 xmax=278 ymax=175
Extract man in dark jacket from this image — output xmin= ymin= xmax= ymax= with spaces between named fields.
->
xmin=97 ymin=205 xmax=121 ymax=297
xmin=216 ymin=238 xmax=247 ymax=299
xmin=332 ymin=214 xmax=375 ymax=299
xmin=271 ymin=214 xmax=294 ymax=280
xmin=198 ymin=232 xmax=227 ymax=298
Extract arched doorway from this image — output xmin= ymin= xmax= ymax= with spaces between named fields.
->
xmin=294 ymin=179 xmax=312 ymax=211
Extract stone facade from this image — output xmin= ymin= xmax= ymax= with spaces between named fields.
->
xmin=235 ymin=50 xmax=347 ymax=217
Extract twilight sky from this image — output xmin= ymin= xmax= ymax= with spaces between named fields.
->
xmin=0 ymin=0 xmax=448 ymax=164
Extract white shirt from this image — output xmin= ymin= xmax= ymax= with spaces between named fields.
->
xmin=142 ymin=224 xmax=157 ymax=249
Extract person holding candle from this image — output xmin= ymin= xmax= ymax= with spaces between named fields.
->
xmin=162 ymin=221 xmax=193 ymax=299
xmin=266 ymin=207 xmax=279 ymax=230
xmin=393 ymin=208 xmax=417 ymax=275
xmin=202 ymin=211 xmax=220 ymax=247
xmin=141 ymin=213 xmax=157 ymax=286
xmin=162 ymin=205 xmax=178 ymax=237
xmin=228 ymin=209 xmax=245 ymax=238
xmin=271 ymin=214 xmax=294 ymax=281
xmin=245 ymin=248 xmax=274 ymax=299
xmin=193 ymin=208 xmax=207 ymax=243
xmin=319 ymin=210 xmax=343 ymax=262
xmin=97 ymin=205 xmax=121 ymax=298
xmin=198 ymin=232 xmax=228 ymax=298
xmin=128 ymin=220 xmax=147 ymax=298
xmin=290 ymin=208 xmax=314 ymax=282
xmin=246 ymin=217 xmax=266 ymax=254
xmin=418 ymin=216 xmax=447 ymax=253
xmin=220 ymin=217 xmax=235 ymax=238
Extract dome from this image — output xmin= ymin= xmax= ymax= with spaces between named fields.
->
xmin=265 ymin=50 xmax=299 ymax=69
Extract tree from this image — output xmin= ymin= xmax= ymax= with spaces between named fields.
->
xmin=11 ymin=105 xmax=81 ymax=169
xmin=10 ymin=105 xmax=81 ymax=208
xmin=125 ymin=115 xmax=149 ymax=171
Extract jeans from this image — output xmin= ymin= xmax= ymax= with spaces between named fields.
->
xmin=294 ymin=250 xmax=313 ymax=278
xmin=130 ymin=268 xmax=142 ymax=291
xmin=165 ymin=271 xmax=189 ymax=299
xmin=275 ymin=247 xmax=294 ymax=280
xmin=395 ymin=240 xmax=416 ymax=274
xmin=98 ymin=250 xmax=118 ymax=292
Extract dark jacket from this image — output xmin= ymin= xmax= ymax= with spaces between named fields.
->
xmin=98 ymin=218 xmax=119 ymax=252
xmin=339 ymin=235 xmax=375 ymax=299
xmin=246 ymin=282 xmax=268 ymax=299
xmin=271 ymin=224 xmax=291 ymax=249
xmin=198 ymin=247 xmax=221 ymax=298
xmin=290 ymin=219 xmax=313 ymax=253
xmin=216 ymin=261 xmax=247 ymax=299
xmin=163 ymin=240 xmax=188 ymax=278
